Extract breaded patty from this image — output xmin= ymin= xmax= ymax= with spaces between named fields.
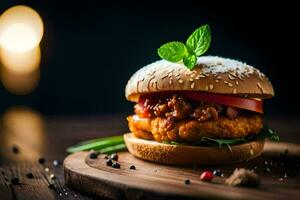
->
xmin=127 ymin=114 xmax=263 ymax=142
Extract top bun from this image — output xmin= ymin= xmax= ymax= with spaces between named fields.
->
xmin=125 ymin=56 xmax=274 ymax=102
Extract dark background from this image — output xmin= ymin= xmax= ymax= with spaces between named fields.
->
xmin=0 ymin=0 xmax=299 ymax=116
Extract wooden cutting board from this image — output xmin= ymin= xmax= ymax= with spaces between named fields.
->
xmin=64 ymin=145 xmax=300 ymax=200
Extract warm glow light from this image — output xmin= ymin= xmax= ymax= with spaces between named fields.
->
xmin=1 ymin=65 xmax=40 ymax=95
xmin=2 ymin=107 xmax=45 ymax=161
xmin=0 ymin=45 xmax=41 ymax=74
xmin=0 ymin=5 xmax=44 ymax=52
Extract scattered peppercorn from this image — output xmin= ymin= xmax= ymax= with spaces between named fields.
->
xmin=48 ymin=183 xmax=55 ymax=189
xmin=26 ymin=173 xmax=34 ymax=179
xmin=264 ymin=161 xmax=268 ymax=165
xmin=112 ymin=162 xmax=120 ymax=169
xmin=106 ymin=159 xmax=113 ymax=166
xmin=38 ymin=157 xmax=45 ymax=164
xmin=11 ymin=177 xmax=20 ymax=185
xmin=89 ymin=152 xmax=98 ymax=159
xmin=104 ymin=155 xmax=108 ymax=159
xmin=110 ymin=153 xmax=118 ymax=161
xmin=200 ymin=171 xmax=213 ymax=182
xmin=12 ymin=145 xmax=19 ymax=154
xmin=213 ymin=169 xmax=221 ymax=176
xmin=263 ymin=167 xmax=270 ymax=173
xmin=53 ymin=160 xmax=59 ymax=167
xmin=129 ymin=165 xmax=136 ymax=170
xmin=184 ymin=179 xmax=191 ymax=185
xmin=50 ymin=174 xmax=56 ymax=180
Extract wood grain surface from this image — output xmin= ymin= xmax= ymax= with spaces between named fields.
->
xmin=64 ymin=151 xmax=300 ymax=200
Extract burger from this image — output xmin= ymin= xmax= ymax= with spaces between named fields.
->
xmin=123 ymin=56 xmax=277 ymax=165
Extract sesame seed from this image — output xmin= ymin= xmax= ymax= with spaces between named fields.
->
xmin=215 ymin=80 xmax=219 ymax=83
xmin=190 ymin=74 xmax=196 ymax=78
xmin=235 ymin=80 xmax=239 ymax=85
xmin=161 ymin=74 xmax=168 ymax=79
xmin=217 ymin=76 xmax=222 ymax=79
xmin=257 ymin=82 xmax=263 ymax=93
xmin=224 ymin=81 xmax=228 ymax=84
xmin=196 ymin=74 xmax=206 ymax=79
xmin=228 ymin=74 xmax=235 ymax=80
xmin=189 ymin=78 xmax=194 ymax=82
xmin=191 ymin=82 xmax=195 ymax=89
xmin=209 ymin=84 xmax=214 ymax=90
xmin=178 ymin=79 xmax=183 ymax=84
xmin=205 ymin=85 xmax=209 ymax=90
xmin=233 ymin=88 xmax=237 ymax=94
xmin=229 ymin=72 xmax=236 ymax=77
xmin=169 ymin=78 xmax=173 ymax=85
xmin=228 ymin=83 xmax=233 ymax=87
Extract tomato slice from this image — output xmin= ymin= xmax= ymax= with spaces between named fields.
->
xmin=181 ymin=91 xmax=263 ymax=114
xmin=138 ymin=91 xmax=263 ymax=114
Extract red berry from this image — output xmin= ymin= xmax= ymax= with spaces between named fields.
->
xmin=200 ymin=171 xmax=213 ymax=182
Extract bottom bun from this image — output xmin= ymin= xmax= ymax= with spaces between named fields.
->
xmin=124 ymin=133 xmax=264 ymax=166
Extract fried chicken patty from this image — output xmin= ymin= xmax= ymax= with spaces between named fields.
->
xmin=127 ymin=114 xmax=263 ymax=142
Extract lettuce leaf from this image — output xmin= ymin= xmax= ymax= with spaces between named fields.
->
xmin=162 ymin=125 xmax=279 ymax=149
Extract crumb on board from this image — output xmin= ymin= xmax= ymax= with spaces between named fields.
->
xmin=225 ymin=168 xmax=260 ymax=187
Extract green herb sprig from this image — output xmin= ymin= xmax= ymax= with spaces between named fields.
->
xmin=162 ymin=125 xmax=279 ymax=150
xmin=158 ymin=24 xmax=211 ymax=70
xmin=66 ymin=135 xmax=126 ymax=154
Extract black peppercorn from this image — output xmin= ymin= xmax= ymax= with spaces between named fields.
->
xmin=184 ymin=179 xmax=190 ymax=185
xmin=89 ymin=152 xmax=98 ymax=159
xmin=106 ymin=159 xmax=113 ymax=166
xmin=38 ymin=157 xmax=45 ymax=164
xmin=26 ymin=173 xmax=34 ymax=179
xmin=110 ymin=153 xmax=118 ymax=161
xmin=213 ymin=169 xmax=222 ymax=176
xmin=11 ymin=177 xmax=20 ymax=185
xmin=129 ymin=165 xmax=136 ymax=170
xmin=12 ymin=145 xmax=19 ymax=154
xmin=104 ymin=155 xmax=108 ymax=159
xmin=112 ymin=162 xmax=120 ymax=169
xmin=48 ymin=183 xmax=55 ymax=189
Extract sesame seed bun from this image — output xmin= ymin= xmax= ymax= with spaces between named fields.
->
xmin=125 ymin=56 xmax=274 ymax=102
xmin=124 ymin=133 xmax=265 ymax=166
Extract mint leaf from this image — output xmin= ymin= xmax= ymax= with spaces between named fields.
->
xmin=157 ymin=41 xmax=188 ymax=62
xmin=183 ymin=54 xmax=197 ymax=69
xmin=186 ymin=24 xmax=211 ymax=56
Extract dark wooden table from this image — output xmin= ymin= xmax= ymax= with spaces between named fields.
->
xmin=0 ymin=108 xmax=299 ymax=200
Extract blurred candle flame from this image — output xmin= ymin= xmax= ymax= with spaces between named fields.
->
xmin=0 ymin=5 xmax=44 ymax=94
xmin=0 ymin=45 xmax=41 ymax=74
xmin=0 ymin=5 xmax=44 ymax=52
